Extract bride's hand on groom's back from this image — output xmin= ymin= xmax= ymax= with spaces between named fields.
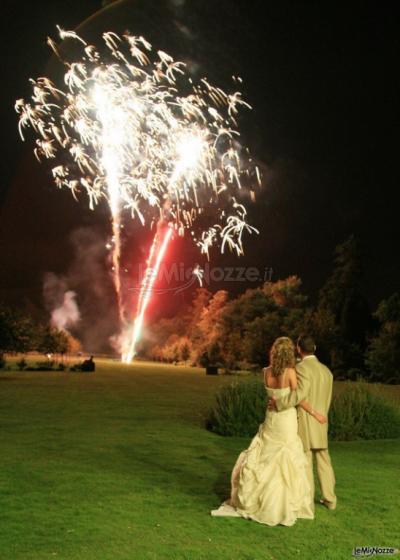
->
xmin=314 ymin=411 xmax=327 ymax=424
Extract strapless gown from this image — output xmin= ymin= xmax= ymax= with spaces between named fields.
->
xmin=211 ymin=385 xmax=314 ymax=526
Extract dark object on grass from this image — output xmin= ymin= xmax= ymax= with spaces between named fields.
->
xmin=206 ymin=366 xmax=218 ymax=375
xmin=82 ymin=356 xmax=95 ymax=372
xmin=70 ymin=356 xmax=95 ymax=372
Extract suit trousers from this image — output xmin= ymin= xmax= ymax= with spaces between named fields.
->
xmin=305 ymin=448 xmax=337 ymax=508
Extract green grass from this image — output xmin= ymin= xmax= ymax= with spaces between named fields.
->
xmin=0 ymin=360 xmax=399 ymax=559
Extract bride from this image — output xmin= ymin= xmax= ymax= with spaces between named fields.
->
xmin=211 ymin=336 xmax=327 ymax=526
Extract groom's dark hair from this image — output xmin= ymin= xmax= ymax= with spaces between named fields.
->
xmin=297 ymin=334 xmax=316 ymax=354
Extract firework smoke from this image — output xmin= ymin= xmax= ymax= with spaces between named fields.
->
xmin=43 ymin=272 xmax=80 ymax=331
xmin=51 ymin=290 xmax=80 ymax=331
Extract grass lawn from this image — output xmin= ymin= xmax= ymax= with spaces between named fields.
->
xmin=0 ymin=359 xmax=399 ymax=559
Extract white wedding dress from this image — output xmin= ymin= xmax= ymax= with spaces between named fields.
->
xmin=211 ymin=385 xmax=314 ymax=526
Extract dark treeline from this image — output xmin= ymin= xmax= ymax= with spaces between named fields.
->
xmin=0 ymin=307 xmax=81 ymax=367
xmin=141 ymin=236 xmax=400 ymax=384
xmin=1 ymin=235 xmax=399 ymax=383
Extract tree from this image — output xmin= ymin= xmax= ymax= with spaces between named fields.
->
xmin=0 ymin=306 xmax=37 ymax=360
xmin=187 ymin=288 xmax=213 ymax=348
xmin=242 ymin=313 xmax=282 ymax=366
xmin=317 ymin=235 xmax=372 ymax=372
xmin=37 ymin=326 xmax=69 ymax=356
xmin=181 ymin=340 xmax=191 ymax=362
xmin=221 ymin=277 xmax=309 ymax=368
xmin=263 ymin=275 xmax=308 ymax=309
xmin=319 ymin=236 xmax=362 ymax=315
xmin=194 ymin=290 xmax=229 ymax=363
xmin=365 ymin=293 xmax=400 ymax=383
xmin=306 ymin=307 xmax=339 ymax=366
xmin=220 ymin=330 xmax=243 ymax=369
xmin=143 ymin=288 xmax=216 ymax=363
xmin=198 ymin=290 xmax=229 ymax=341
xmin=221 ymin=287 xmax=274 ymax=339
xmin=64 ymin=332 xmax=82 ymax=354
xmin=0 ymin=308 xmax=15 ymax=361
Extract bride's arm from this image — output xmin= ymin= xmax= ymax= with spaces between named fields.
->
xmin=285 ymin=369 xmax=327 ymax=424
xmin=298 ymin=400 xmax=327 ymax=424
xmin=272 ymin=366 xmax=310 ymax=412
xmin=278 ymin=369 xmax=327 ymax=424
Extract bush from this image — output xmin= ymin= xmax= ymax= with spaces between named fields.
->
xmin=206 ymin=378 xmax=400 ymax=441
xmin=346 ymin=368 xmax=363 ymax=381
xmin=34 ymin=361 xmax=55 ymax=371
xmin=366 ymin=324 xmax=400 ymax=384
xmin=0 ymin=355 xmax=6 ymax=369
xmin=220 ymin=368 xmax=235 ymax=375
xmin=328 ymin=382 xmax=400 ymax=441
xmin=206 ymin=377 xmax=267 ymax=437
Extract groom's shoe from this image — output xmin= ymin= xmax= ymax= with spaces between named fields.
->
xmin=319 ymin=499 xmax=336 ymax=510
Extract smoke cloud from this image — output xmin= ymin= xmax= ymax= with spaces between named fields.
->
xmin=43 ymin=272 xmax=80 ymax=331
xmin=43 ymin=226 xmax=120 ymax=354
xmin=51 ymin=290 xmax=80 ymax=330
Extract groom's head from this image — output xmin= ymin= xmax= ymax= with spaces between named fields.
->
xmin=296 ymin=335 xmax=316 ymax=358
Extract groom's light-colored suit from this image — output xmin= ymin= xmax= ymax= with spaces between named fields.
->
xmin=275 ymin=354 xmax=337 ymax=509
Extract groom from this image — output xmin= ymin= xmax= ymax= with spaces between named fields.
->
xmin=268 ymin=334 xmax=337 ymax=511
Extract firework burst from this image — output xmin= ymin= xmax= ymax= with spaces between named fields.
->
xmin=16 ymin=27 xmax=261 ymax=361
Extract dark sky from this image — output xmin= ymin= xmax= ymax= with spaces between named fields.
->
xmin=0 ymin=0 xmax=398 ymax=346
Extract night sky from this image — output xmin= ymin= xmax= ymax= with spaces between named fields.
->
xmin=0 ymin=0 xmax=398 ymax=348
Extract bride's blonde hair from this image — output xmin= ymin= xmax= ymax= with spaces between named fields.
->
xmin=269 ymin=337 xmax=295 ymax=378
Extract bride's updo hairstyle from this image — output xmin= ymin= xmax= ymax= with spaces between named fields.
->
xmin=269 ymin=337 xmax=295 ymax=378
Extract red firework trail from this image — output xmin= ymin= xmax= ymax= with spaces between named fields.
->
xmin=122 ymin=225 xmax=172 ymax=363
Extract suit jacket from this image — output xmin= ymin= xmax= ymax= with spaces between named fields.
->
xmin=274 ymin=355 xmax=333 ymax=452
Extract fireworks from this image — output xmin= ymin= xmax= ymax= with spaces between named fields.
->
xmin=16 ymin=27 xmax=261 ymax=361
xmin=121 ymin=224 xmax=172 ymax=363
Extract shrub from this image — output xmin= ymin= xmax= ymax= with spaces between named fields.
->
xmin=35 ymin=361 xmax=55 ymax=371
xmin=346 ymin=368 xmax=368 ymax=381
xmin=206 ymin=378 xmax=400 ymax=441
xmin=328 ymin=382 xmax=400 ymax=441
xmin=221 ymin=368 xmax=235 ymax=375
xmin=206 ymin=377 xmax=267 ymax=437
xmin=366 ymin=323 xmax=400 ymax=384
xmin=0 ymin=355 xmax=6 ymax=369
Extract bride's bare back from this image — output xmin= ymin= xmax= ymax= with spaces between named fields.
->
xmin=264 ymin=366 xmax=297 ymax=390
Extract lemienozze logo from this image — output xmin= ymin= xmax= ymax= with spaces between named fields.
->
xmin=352 ymin=547 xmax=399 ymax=557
